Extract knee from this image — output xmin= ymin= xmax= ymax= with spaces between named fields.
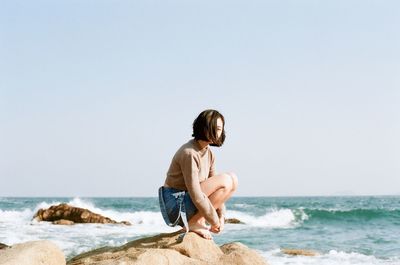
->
xmin=227 ymin=172 xmax=238 ymax=192
xmin=219 ymin=174 xmax=234 ymax=192
xmin=220 ymin=172 xmax=238 ymax=193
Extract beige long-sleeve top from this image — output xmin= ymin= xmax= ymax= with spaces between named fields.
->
xmin=164 ymin=139 xmax=226 ymax=226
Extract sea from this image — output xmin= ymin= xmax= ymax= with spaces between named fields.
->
xmin=0 ymin=196 xmax=399 ymax=265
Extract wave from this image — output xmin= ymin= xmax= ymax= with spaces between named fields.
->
xmin=226 ymin=208 xmax=308 ymax=229
xmin=0 ymin=208 xmax=34 ymax=223
xmin=2 ymin=197 xmax=398 ymax=229
xmin=302 ymin=208 xmax=400 ymax=222
xmin=0 ymin=198 xmax=308 ymax=229
xmin=262 ymin=248 xmax=400 ymax=265
xmin=225 ymin=206 xmax=400 ymax=228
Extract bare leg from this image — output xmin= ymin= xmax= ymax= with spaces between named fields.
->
xmin=185 ymin=173 xmax=238 ymax=239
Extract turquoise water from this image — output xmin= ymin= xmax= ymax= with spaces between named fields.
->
xmin=1 ymin=196 xmax=399 ymax=264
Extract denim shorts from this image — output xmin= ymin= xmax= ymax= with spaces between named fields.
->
xmin=159 ymin=186 xmax=198 ymax=227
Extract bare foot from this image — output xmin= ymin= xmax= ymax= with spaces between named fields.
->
xmin=189 ymin=222 xmax=213 ymax=240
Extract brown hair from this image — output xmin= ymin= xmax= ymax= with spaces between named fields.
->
xmin=192 ymin=109 xmax=226 ymax=147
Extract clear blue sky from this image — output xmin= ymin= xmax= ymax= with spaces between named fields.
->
xmin=1 ymin=0 xmax=399 ymax=196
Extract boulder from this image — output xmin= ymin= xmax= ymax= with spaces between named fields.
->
xmin=0 ymin=240 xmax=66 ymax=265
xmin=67 ymin=231 xmax=268 ymax=265
xmin=282 ymin=248 xmax=319 ymax=256
xmin=225 ymin=218 xmax=245 ymax=224
xmin=220 ymin=242 xmax=267 ymax=264
xmin=0 ymin=242 xmax=9 ymax=249
xmin=33 ymin=203 xmax=131 ymax=225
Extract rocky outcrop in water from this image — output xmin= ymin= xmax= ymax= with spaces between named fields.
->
xmin=67 ymin=231 xmax=268 ymax=265
xmin=33 ymin=203 xmax=131 ymax=225
xmin=0 ymin=243 xmax=9 ymax=249
xmin=0 ymin=240 xmax=66 ymax=265
xmin=225 ymin=218 xmax=245 ymax=224
xmin=282 ymin=248 xmax=319 ymax=256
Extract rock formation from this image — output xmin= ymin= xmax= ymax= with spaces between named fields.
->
xmin=67 ymin=231 xmax=268 ymax=265
xmin=282 ymin=248 xmax=319 ymax=256
xmin=0 ymin=242 xmax=9 ymax=249
xmin=225 ymin=218 xmax=244 ymax=224
xmin=0 ymin=240 xmax=66 ymax=265
xmin=33 ymin=203 xmax=131 ymax=225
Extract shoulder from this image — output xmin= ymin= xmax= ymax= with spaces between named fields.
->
xmin=177 ymin=140 xmax=196 ymax=153
xmin=174 ymin=140 xmax=200 ymax=160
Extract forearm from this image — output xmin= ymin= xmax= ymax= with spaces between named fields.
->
xmin=188 ymin=188 xmax=219 ymax=226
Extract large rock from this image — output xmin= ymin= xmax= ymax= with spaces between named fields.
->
xmin=0 ymin=242 xmax=9 ymax=249
xmin=0 ymin=240 xmax=66 ymax=265
xmin=220 ymin=242 xmax=268 ymax=264
xmin=225 ymin=218 xmax=245 ymax=224
xmin=33 ymin=203 xmax=131 ymax=225
xmin=67 ymin=231 xmax=268 ymax=265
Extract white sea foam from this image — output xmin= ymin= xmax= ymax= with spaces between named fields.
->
xmin=226 ymin=208 xmax=308 ymax=229
xmin=261 ymin=248 xmax=400 ymax=265
xmin=0 ymin=208 xmax=34 ymax=223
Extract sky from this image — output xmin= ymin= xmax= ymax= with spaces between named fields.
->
xmin=1 ymin=0 xmax=399 ymax=197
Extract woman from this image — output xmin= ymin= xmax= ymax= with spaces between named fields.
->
xmin=159 ymin=109 xmax=238 ymax=240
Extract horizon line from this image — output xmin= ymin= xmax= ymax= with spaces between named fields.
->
xmin=1 ymin=194 xmax=399 ymax=198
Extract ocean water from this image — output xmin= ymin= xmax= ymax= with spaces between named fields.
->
xmin=0 ymin=196 xmax=399 ymax=265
